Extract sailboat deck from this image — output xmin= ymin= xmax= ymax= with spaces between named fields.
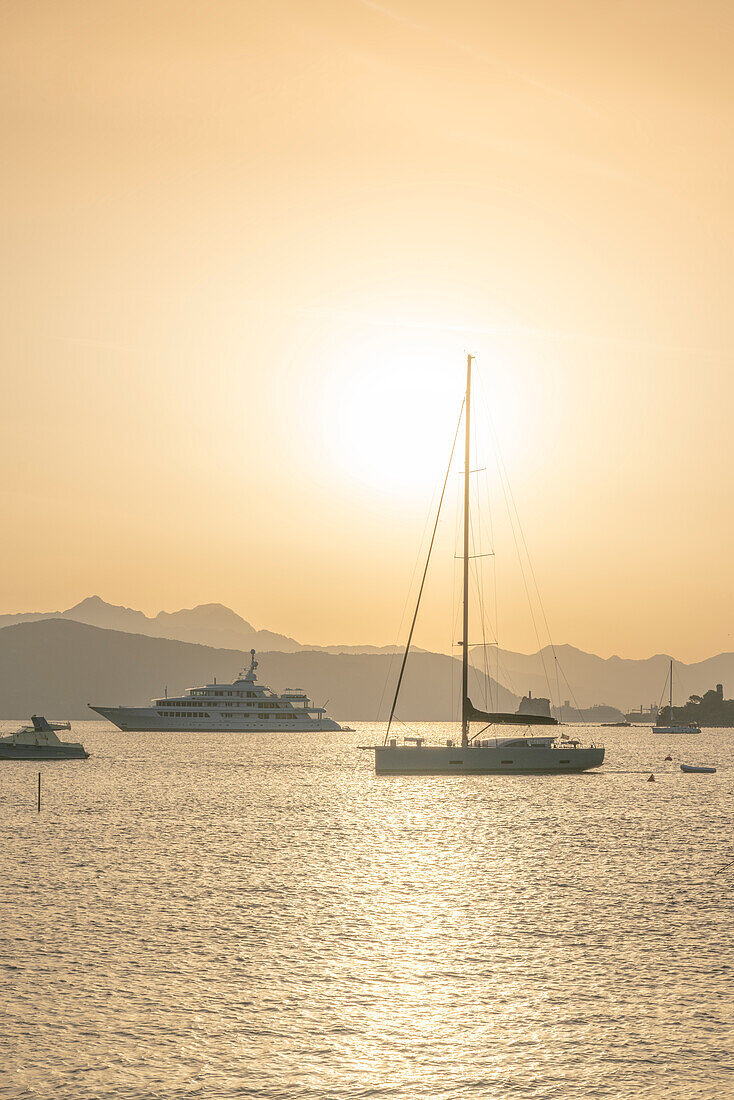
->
xmin=374 ymin=737 xmax=604 ymax=775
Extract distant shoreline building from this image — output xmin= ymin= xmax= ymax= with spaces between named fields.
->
xmin=517 ymin=690 xmax=552 ymax=719
xmin=554 ymin=698 xmax=626 ymax=724
xmin=624 ymin=704 xmax=660 ymax=723
xmin=519 ymin=690 xmax=625 ymax=724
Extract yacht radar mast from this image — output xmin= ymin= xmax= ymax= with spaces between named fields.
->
xmin=242 ymin=649 xmax=258 ymax=682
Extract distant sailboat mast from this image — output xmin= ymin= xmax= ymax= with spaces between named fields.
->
xmin=461 ymin=354 xmax=473 ymax=747
xmin=669 ymin=658 xmax=674 ymax=723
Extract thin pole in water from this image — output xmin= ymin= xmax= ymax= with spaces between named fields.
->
xmin=37 ymin=772 xmax=41 ymax=812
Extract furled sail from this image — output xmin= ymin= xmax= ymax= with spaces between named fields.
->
xmin=463 ymin=695 xmax=558 ymax=726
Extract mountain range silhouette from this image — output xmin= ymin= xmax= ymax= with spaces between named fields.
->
xmin=1 ymin=596 xmax=732 ymax=717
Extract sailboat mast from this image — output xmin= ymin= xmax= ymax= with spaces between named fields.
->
xmin=670 ymin=658 xmax=673 ymax=723
xmin=461 ymin=354 xmax=473 ymax=745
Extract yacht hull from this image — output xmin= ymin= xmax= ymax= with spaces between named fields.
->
xmin=89 ymin=705 xmax=344 ymax=732
xmin=653 ymin=726 xmax=700 ymax=735
xmin=374 ymin=743 xmax=604 ymax=775
xmin=0 ymin=746 xmax=88 ymax=760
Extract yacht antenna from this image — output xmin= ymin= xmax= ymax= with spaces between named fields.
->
xmin=461 ymin=354 xmax=474 ymax=746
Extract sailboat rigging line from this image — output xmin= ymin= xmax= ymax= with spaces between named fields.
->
xmin=493 ymin=441 xmax=554 ymax=700
xmin=483 ymin=443 xmax=501 ymax=699
xmin=472 ymin=397 xmax=493 ymax=711
xmin=556 ymin=661 xmax=585 ymax=722
xmin=450 ymin=457 xmax=463 ymax=725
xmin=383 ymin=398 xmax=465 ymax=745
xmin=375 ymin=439 xmax=454 ymax=725
xmin=657 ymin=663 xmax=672 ymax=714
xmin=469 ymin=504 xmax=492 ymax=711
xmin=468 ymin=493 xmax=489 ymax=729
xmin=491 ymin=428 xmax=565 ymax=715
xmin=475 ymin=375 xmax=558 ymax=709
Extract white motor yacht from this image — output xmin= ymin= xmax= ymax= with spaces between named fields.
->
xmin=90 ymin=650 xmax=345 ymax=732
xmin=0 ymin=716 xmax=89 ymax=760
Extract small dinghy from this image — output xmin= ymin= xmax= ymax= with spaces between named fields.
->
xmin=680 ymin=763 xmax=716 ymax=774
xmin=0 ymin=716 xmax=89 ymax=760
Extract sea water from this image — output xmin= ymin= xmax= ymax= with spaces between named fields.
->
xmin=1 ymin=721 xmax=733 ymax=1099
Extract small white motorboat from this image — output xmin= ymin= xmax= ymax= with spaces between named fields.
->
xmin=0 ymin=716 xmax=89 ymax=760
xmin=680 ymin=763 xmax=716 ymax=774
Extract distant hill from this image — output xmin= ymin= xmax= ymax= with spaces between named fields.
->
xmin=0 ymin=596 xmax=302 ymax=652
xmin=474 ymin=643 xmax=734 ymax=713
xmin=0 ymin=596 xmax=411 ymax=656
xmin=302 ymin=643 xmax=415 ymax=655
xmin=0 ymin=619 xmax=517 ymax=721
xmin=554 ymin=703 xmax=627 ymax=724
xmin=3 ymin=596 xmax=734 ymax=711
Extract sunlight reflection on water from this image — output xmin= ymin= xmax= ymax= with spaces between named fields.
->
xmin=1 ymin=721 xmax=733 ymax=1099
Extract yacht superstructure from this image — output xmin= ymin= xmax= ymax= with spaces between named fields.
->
xmin=90 ymin=650 xmax=344 ymax=732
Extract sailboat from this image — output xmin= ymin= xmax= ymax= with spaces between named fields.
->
xmin=370 ymin=355 xmax=604 ymax=776
xmin=653 ymin=659 xmax=700 ymax=734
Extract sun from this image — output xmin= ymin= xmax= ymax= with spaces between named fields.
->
xmin=321 ymin=333 xmax=526 ymax=500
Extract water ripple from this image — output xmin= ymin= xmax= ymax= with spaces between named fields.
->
xmin=1 ymin=722 xmax=733 ymax=1099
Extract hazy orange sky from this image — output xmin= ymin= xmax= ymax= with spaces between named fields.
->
xmin=2 ymin=1 xmax=733 ymax=660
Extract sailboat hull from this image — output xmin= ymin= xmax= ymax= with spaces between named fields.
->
xmin=374 ymin=743 xmax=604 ymax=775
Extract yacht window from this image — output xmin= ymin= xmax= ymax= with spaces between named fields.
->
xmin=501 ymin=759 xmax=513 ymax=764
